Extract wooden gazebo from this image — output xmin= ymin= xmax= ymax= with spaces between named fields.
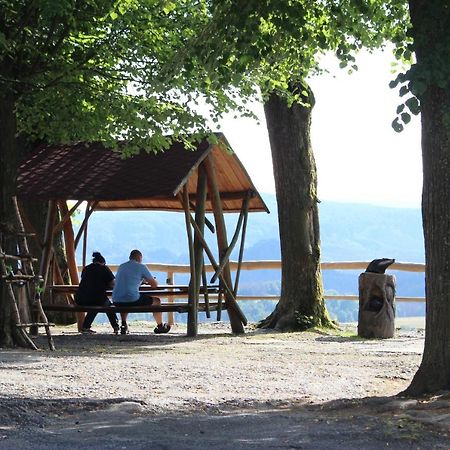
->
xmin=16 ymin=133 xmax=269 ymax=336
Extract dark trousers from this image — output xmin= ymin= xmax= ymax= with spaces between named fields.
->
xmin=82 ymin=299 xmax=119 ymax=330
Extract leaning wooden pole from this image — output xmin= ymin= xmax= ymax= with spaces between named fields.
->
xmin=193 ymin=164 xmax=208 ymax=327
xmin=204 ymin=155 xmax=245 ymax=334
xmin=82 ymin=202 xmax=90 ymax=269
xmin=58 ymin=201 xmax=84 ymax=332
xmin=39 ymin=201 xmax=58 ymax=292
xmin=58 ymin=202 xmax=80 ymax=286
xmin=234 ymin=196 xmax=250 ymax=296
xmin=180 ymin=188 xmax=197 ymax=337
xmin=211 ymin=192 xmax=250 ymax=284
xmin=74 ymin=201 xmax=97 ymax=250
xmin=188 ymin=214 xmax=246 ymax=324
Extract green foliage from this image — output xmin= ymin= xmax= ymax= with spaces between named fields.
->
xmin=0 ymin=1 xmax=414 ymax=149
xmin=174 ymin=0 xmax=410 ymax=109
xmin=389 ymin=0 xmax=450 ymax=132
xmin=0 ymin=0 xmax=220 ymax=152
xmin=294 ymin=312 xmax=317 ymax=330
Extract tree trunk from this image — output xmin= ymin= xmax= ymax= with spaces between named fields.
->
xmin=0 ymin=89 xmax=27 ymax=347
xmin=404 ymin=0 xmax=450 ymax=395
xmin=259 ymin=85 xmax=333 ymax=331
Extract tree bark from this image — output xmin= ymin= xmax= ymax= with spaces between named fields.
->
xmin=0 ymin=88 xmax=26 ymax=347
xmin=259 ymin=85 xmax=333 ymax=331
xmin=404 ymin=0 xmax=450 ymax=395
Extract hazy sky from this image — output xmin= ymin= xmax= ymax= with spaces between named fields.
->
xmin=217 ymin=49 xmax=422 ymax=208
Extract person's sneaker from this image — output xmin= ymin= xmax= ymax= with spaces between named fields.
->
xmin=154 ymin=323 xmax=171 ymax=334
xmin=120 ymin=324 xmax=129 ymax=335
xmin=81 ymin=328 xmax=96 ymax=334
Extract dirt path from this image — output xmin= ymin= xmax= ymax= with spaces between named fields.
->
xmin=0 ymin=323 xmax=449 ymax=449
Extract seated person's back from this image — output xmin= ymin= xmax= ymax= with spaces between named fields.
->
xmin=112 ymin=258 xmax=154 ymax=302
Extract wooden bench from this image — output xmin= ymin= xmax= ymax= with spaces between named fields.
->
xmin=42 ymin=302 xmax=225 ymax=314
xmin=44 ymin=284 xmax=224 ymax=315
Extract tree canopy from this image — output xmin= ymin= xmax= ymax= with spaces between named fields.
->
xmin=1 ymin=0 xmax=219 ymax=153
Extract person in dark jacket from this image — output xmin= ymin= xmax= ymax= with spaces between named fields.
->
xmin=75 ymin=252 xmax=119 ymax=334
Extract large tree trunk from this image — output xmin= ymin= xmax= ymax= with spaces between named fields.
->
xmin=0 ymin=89 xmax=28 ymax=347
xmin=404 ymin=0 xmax=450 ymax=395
xmin=259 ymin=85 xmax=333 ymax=331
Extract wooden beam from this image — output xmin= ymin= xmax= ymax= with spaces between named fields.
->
xmin=180 ymin=188 xmax=197 ymax=337
xmin=52 ymin=200 xmax=83 ymax=236
xmin=192 ymin=164 xmax=208 ymax=334
xmin=211 ymin=192 xmax=250 ymax=284
xmin=233 ymin=196 xmax=250 ymax=296
xmin=189 ymin=200 xmax=215 ymax=233
xmin=188 ymin=190 xmax=254 ymax=202
xmin=204 ymin=155 xmax=246 ymax=333
xmin=58 ymin=202 xmax=79 ymax=285
xmin=187 ymin=212 xmax=244 ymax=316
xmin=39 ymin=200 xmax=57 ymax=292
xmin=201 ymin=260 xmax=210 ymax=318
xmin=74 ymin=201 xmax=97 ymax=250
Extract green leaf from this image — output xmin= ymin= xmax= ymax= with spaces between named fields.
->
xmin=399 ymin=85 xmax=409 ymax=97
xmin=392 ymin=118 xmax=404 ymax=133
xmin=401 ymin=112 xmax=411 ymax=124
xmin=405 ymin=97 xmax=420 ymax=115
xmin=396 ymin=104 xmax=405 ymax=114
xmin=389 ymin=80 xmax=399 ymax=89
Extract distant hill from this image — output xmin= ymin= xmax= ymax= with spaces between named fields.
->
xmin=78 ymin=194 xmax=425 ymax=322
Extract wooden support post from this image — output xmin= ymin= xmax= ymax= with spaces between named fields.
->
xmin=58 ymin=202 xmax=80 ymax=286
xmin=189 ymin=200 xmax=215 ymax=233
xmin=187 ymin=211 xmax=247 ymax=324
xmin=52 ymin=200 xmax=83 ymax=236
xmin=39 ymin=201 xmax=57 ymax=292
xmin=82 ymin=202 xmax=90 ymax=269
xmin=211 ymin=192 xmax=250 ymax=284
xmin=181 ymin=187 xmax=197 ymax=337
xmin=193 ymin=164 xmax=208 ymax=327
xmin=234 ymin=197 xmax=250 ymax=296
xmin=216 ymin=289 xmax=223 ymax=321
xmin=201 ymin=260 xmax=210 ymax=319
xmin=58 ymin=201 xmax=84 ymax=332
xmin=203 ymin=155 xmax=246 ymax=334
xmin=166 ymin=271 xmax=175 ymax=326
xmin=74 ymin=201 xmax=97 ymax=250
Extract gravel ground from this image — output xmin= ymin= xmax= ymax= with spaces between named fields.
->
xmin=0 ymin=322 xmax=449 ymax=449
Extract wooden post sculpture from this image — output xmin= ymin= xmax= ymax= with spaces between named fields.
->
xmin=358 ymin=272 xmax=396 ymax=338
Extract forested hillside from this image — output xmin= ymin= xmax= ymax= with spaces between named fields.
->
xmin=79 ymin=194 xmax=425 ymax=323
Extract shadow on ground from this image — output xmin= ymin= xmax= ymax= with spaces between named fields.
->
xmin=0 ymin=394 xmax=449 ymax=450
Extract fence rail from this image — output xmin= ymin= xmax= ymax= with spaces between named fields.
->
xmin=80 ymin=260 xmax=425 ymax=304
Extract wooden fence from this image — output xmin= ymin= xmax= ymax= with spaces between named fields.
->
xmin=96 ymin=260 xmax=426 ymax=304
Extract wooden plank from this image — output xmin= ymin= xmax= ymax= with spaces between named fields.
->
xmin=0 ymin=254 xmax=37 ymax=262
xmin=42 ymin=302 xmax=227 ymax=313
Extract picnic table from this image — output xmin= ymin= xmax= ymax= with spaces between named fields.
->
xmin=43 ymin=284 xmax=223 ymax=314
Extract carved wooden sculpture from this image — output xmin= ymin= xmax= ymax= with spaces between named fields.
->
xmin=358 ymin=272 xmax=396 ymax=339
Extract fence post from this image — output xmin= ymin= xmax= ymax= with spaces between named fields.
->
xmin=167 ymin=271 xmax=175 ymax=326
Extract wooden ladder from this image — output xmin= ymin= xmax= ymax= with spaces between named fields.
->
xmin=0 ymin=197 xmax=55 ymax=350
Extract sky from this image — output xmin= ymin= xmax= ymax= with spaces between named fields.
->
xmin=216 ymin=49 xmax=423 ymax=208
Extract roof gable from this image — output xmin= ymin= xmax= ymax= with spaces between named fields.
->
xmin=17 ymin=134 xmax=269 ymax=213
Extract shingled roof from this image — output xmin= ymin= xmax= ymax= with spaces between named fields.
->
xmin=17 ymin=133 xmax=269 ymax=213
